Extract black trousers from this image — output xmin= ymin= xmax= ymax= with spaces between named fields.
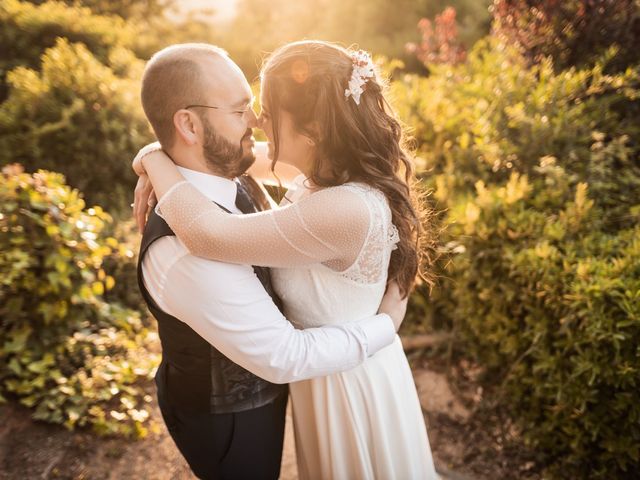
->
xmin=156 ymin=366 xmax=288 ymax=480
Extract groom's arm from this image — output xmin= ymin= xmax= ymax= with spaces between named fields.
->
xmin=143 ymin=237 xmax=397 ymax=384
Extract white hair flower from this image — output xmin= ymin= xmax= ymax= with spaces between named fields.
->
xmin=344 ymin=50 xmax=376 ymax=105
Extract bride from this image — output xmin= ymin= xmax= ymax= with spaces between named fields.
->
xmin=133 ymin=40 xmax=438 ymax=479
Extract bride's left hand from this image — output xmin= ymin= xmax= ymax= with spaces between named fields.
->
xmin=132 ymin=141 xmax=162 ymax=176
xmin=133 ymin=174 xmax=157 ymax=231
xmin=378 ymin=281 xmax=409 ymax=332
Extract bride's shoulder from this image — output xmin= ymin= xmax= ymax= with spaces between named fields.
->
xmin=309 ymin=181 xmax=380 ymax=207
xmin=320 ymin=183 xmax=393 ymax=225
xmin=288 ymin=182 xmax=370 ymax=227
xmin=332 ymin=181 xmax=389 ymax=208
xmin=324 ymin=180 xmax=375 ymax=195
xmin=295 ymin=180 xmax=388 ymax=219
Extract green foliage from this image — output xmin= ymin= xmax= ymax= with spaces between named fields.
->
xmin=0 ymin=165 xmax=159 ymax=436
xmin=450 ymin=176 xmax=640 ymax=478
xmin=0 ymin=0 xmax=222 ymax=212
xmin=491 ymin=0 xmax=640 ymax=72
xmin=394 ymin=39 xmax=640 ymax=477
xmin=24 ymin=0 xmax=175 ymax=19
xmin=0 ymin=0 xmax=140 ymax=98
xmin=0 ymin=37 xmax=151 ymax=211
xmin=394 ymin=38 xmax=640 ymax=212
xmin=414 ymin=0 xmax=492 ymax=50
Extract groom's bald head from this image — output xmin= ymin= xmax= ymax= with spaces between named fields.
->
xmin=141 ymin=43 xmax=228 ymax=148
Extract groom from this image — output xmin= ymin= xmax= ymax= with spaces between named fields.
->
xmin=135 ymin=44 xmax=405 ymax=480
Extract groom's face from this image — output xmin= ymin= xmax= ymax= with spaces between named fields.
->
xmin=195 ymin=58 xmax=258 ymax=178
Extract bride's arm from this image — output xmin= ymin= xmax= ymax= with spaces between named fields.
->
xmin=141 ymin=151 xmax=370 ymax=269
xmin=131 ymin=142 xmax=297 ymax=207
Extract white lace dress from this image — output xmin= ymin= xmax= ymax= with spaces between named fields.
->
xmin=156 ymin=175 xmax=438 ymax=479
xmin=274 ymin=179 xmax=438 ymax=480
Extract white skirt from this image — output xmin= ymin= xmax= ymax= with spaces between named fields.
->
xmin=289 ymin=336 xmax=439 ymax=480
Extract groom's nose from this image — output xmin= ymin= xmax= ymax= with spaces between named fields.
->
xmin=245 ymin=108 xmax=258 ymax=128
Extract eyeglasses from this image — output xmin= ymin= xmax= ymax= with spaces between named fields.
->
xmin=185 ymin=98 xmax=255 ymax=116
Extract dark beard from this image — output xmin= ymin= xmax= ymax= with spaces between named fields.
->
xmin=201 ymin=118 xmax=255 ymax=178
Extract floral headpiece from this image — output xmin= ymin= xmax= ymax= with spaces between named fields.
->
xmin=344 ymin=50 xmax=376 ymax=105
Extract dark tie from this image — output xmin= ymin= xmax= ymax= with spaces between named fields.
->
xmin=235 ymin=181 xmax=257 ymax=214
xmin=233 ymin=179 xmax=282 ymax=310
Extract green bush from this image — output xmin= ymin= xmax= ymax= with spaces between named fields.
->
xmin=492 ymin=0 xmax=640 ymax=72
xmin=450 ymin=174 xmax=640 ymax=478
xmin=0 ymin=0 xmax=140 ymax=99
xmin=394 ymin=39 xmax=640 ymax=477
xmin=0 ymin=164 xmax=159 ymax=437
xmin=392 ymin=38 xmax=640 ymax=199
xmin=24 ymin=0 xmax=174 ymax=20
xmin=0 ymin=37 xmax=151 ymax=212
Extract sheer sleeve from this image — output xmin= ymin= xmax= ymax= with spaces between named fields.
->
xmin=155 ymin=181 xmax=371 ymax=269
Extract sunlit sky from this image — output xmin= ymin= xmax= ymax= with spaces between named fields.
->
xmin=174 ymin=0 xmax=239 ymax=22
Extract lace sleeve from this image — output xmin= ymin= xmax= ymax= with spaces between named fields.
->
xmin=155 ymin=181 xmax=371 ymax=269
xmin=333 ymin=184 xmax=400 ymax=285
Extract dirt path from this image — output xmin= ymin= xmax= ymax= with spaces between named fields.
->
xmin=0 ymin=362 xmax=539 ymax=480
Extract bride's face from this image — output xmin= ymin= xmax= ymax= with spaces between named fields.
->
xmin=258 ymin=88 xmax=315 ymax=174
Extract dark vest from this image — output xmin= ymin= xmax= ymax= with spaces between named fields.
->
xmin=137 ymin=201 xmax=287 ymax=414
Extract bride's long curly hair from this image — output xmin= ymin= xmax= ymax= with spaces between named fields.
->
xmin=261 ymin=40 xmax=436 ymax=296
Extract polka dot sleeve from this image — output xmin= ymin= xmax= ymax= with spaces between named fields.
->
xmin=155 ymin=180 xmax=372 ymax=271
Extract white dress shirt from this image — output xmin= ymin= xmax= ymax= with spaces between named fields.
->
xmin=142 ymin=166 xmax=396 ymax=384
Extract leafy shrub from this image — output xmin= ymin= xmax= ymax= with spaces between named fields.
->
xmin=24 ymin=0 xmax=174 ymax=20
xmin=405 ymin=7 xmax=467 ymax=66
xmin=394 ymin=38 xmax=640 ymax=477
xmin=0 ymin=0 xmax=140 ymax=100
xmin=0 ymin=37 xmax=151 ymax=212
xmin=491 ymin=0 xmax=640 ymax=72
xmin=393 ymin=38 xmax=640 ymax=217
xmin=449 ymin=173 xmax=640 ymax=478
xmin=0 ymin=164 xmax=159 ymax=437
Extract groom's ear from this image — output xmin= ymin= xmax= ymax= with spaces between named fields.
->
xmin=173 ymin=109 xmax=200 ymax=146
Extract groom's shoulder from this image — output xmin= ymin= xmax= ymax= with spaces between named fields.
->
xmin=144 ymin=234 xmax=263 ymax=298
xmin=140 ymin=209 xmax=174 ymax=251
xmin=145 ymin=209 xmax=172 ymax=234
xmin=142 ymin=216 xmax=257 ymax=277
xmin=141 ymin=209 xmax=257 ymax=281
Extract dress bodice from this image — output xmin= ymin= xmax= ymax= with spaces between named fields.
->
xmin=271 ymin=178 xmax=399 ymax=328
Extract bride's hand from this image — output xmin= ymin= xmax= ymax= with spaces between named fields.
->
xmin=133 ymin=174 xmax=157 ymax=231
xmin=378 ymin=281 xmax=409 ymax=332
xmin=132 ymin=141 xmax=162 ymax=176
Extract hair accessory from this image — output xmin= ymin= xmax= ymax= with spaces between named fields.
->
xmin=344 ymin=50 xmax=375 ymax=105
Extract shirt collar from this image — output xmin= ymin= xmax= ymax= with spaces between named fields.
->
xmin=176 ymin=166 xmax=239 ymax=213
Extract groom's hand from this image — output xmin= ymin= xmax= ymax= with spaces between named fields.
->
xmin=133 ymin=174 xmax=156 ymax=231
xmin=378 ymin=281 xmax=409 ymax=332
